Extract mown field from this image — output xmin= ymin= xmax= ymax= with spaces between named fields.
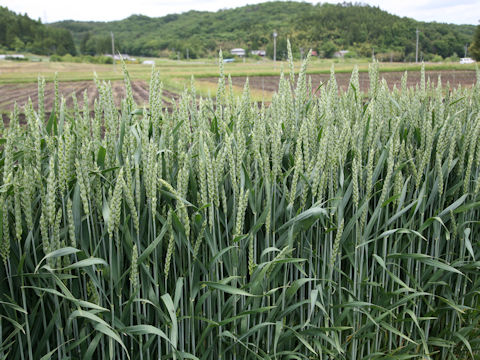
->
xmin=0 ymin=51 xmax=479 ymax=359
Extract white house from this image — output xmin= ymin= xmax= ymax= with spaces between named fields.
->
xmin=106 ymin=54 xmax=136 ymax=61
xmin=251 ymin=50 xmax=266 ymax=56
xmin=0 ymin=54 xmax=25 ymax=60
xmin=231 ymin=48 xmax=246 ymax=57
xmin=460 ymin=57 xmax=475 ymax=64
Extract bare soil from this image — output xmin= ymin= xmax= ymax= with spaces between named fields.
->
xmin=1 ymin=70 xmax=476 ymax=122
xmin=0 ymin=80 xmax=181 ymax=117
xmin=201 ymin=70 xmax=477 ymax=94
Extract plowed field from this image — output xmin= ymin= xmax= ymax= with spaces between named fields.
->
xmin=0 ymin=80 xmax=180 ymax=116
xmin=201 ymin=70 xmax=477 ymax=93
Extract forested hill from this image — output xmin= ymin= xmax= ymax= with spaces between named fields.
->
xmin=0 ymin=6 xmax=76 ymax=55
xmin=52 ymin=2 xmax=474 ymax=60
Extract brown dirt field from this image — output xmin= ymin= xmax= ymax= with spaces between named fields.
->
xmin=0 ymin=80 xmax=181 ymax=115
xmin=1 ymin=70 xmax=476 ymax=120
xmin=201 ymin=70 xmax=477 ymax=94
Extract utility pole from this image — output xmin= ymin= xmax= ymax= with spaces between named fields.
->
xmin=464 ymin=43 xmax=468 ymax=58
xmin=273 ymin=30 xmax=278 ymax=65
xmin=415 ymin=28 xmax=419 ymax=63
xmin=111 ymin=31 xmax=115 ymax=70
xmin=186 ymin=48 xmax=189 ymax=60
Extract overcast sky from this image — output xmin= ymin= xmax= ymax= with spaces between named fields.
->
xmin=1 ymin=0 xmax=479 ymax=25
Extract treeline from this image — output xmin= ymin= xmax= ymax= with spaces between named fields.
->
xmin=0 ymin=6 xmax=76 ymax=55
xmin=295 ymin=4 xmax=474 ymax=61
xmin=51 ymin=2 xmax=475 ymax=60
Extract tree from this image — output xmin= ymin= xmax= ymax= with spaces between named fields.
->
xmin=80 ymin=32 xmax=90 ymax=54
xmin=432 ymin=39 xmax=449 ymax=58
xmin=469 ymin=23 xmax=480 ymax=61
xmin=266 ymin=38 xmax=289 ymax=60
xmin=12 ymin=36 xmax=24 ymax=51
xmin=321 ymin=41 xmax=336 ymax=58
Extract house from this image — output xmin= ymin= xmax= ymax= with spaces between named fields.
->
xmin=251 ymin=50 xmax=266 ymax=56
xmin=106 ymin=54 xmax=136 ymax=61
xmin=142 ymin=60 xmax=155 ymax=65
xmin=311 ymin=50 xmax=318 ymax=56
xmin=460 ymin=57 xmax=475 ymax=64
xmin=0 ymin=54 xmax=25 ymax=60
xmin=334 ymin=50 xmax=349 ymax=58
xmin=230 ymin=48 xmax=246 ymax=57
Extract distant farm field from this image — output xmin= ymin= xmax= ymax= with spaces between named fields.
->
xmin=0 ymin=59 xmax=477 ymax=116
xmin=0 ymin=80 xmax=179 ymax=118
xmin=201 ymin=69 xmax=478 ymax=93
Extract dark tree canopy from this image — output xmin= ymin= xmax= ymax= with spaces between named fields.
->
xmin=469 ymin=23 xmax=480 ymax=61
xmin=0 ymin=6 xmax=76 ymax=55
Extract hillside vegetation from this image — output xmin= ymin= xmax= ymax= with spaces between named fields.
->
xmin=0 ymin=6 xmax=76 ymax=56
xmin=51 ymin=1 xmax=475 ymax=60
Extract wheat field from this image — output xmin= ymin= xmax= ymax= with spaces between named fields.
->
xmin=0 ymin=49 xmax=479 ymax=359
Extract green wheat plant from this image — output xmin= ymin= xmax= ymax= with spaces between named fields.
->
xmin=0 ymin=48 xmax=480 ymax=359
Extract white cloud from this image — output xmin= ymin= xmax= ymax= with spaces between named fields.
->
xmin=1 ymin=0 xmax=478 ymax=24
